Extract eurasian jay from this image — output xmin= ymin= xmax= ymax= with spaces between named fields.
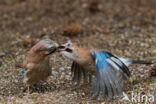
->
xmin=16 ymin=39 xmax=58 ymax=93
xmin=58 ymin=41 xmax=152 ymax=100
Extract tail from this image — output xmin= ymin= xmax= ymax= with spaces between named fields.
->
xmin=130 ymin=60 xmax=152 ymax=65
xmin=119 ymin=57 xmax=153 ymax=67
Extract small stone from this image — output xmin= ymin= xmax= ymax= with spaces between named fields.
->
xmin=153 ymin=49 xmax=156 ymax=53
xmin=60 ymin=72 xmax=65 ymax=79
xmin=66 ymin=67 xmax=71 ymax=70
xmin=59 ymin=67 xmax=65 ymax=71
xmin=14 ymin=79 xmax=18 ymax=83
xmin=65 ymin=75 xmax=70 ymax=80
xmin=0 ymin=52 xmax=6 ymax=57
xmin=138 ymin=68 xmax=144 ymax=72
xmin=66 ymin=94 xmax=73 ymax=98
xmin=140 ymin=75 xmax=144 ymax=78
xmin=52 ymin=71 xmax=58 ymax=76
xmin=82 ymin=92 xmax=85 ymax=96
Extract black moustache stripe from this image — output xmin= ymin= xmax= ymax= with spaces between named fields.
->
xmin=47 ymin=48 xmax=56 ymax=55
xmin=66 ymin=48 xmax=72 ymax=53
xmin=58 ymin=46 xmax=65 ymax=49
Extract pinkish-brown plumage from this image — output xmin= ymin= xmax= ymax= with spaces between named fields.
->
xmin=58 ymin=41 xmax=152 ymax=100
xmin=16 ymin=39 xmax=58 ymax=93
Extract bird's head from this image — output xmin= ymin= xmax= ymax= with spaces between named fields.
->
xmin=58 ymin=41 xmax=78 ymax=60
xmin=31 ymin=39 xmax=58 ymax=56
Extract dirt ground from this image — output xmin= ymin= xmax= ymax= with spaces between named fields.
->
xmin=0 ymin=0 xmax=156 ymax=104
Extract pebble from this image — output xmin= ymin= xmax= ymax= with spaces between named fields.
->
xmin=82 ymin=92 xmax=85 ymax=96
xmin=60 ymin=72 xmax=65 ymax=79
xmin=140 ymin=75 xmax=144 ymax=78
xmin=153 ymin=49 xmax=156 ymax=53
xmin=64 ymin=75 xmax=70 ymax=80
xmin=66 ymin=67 xmax=71 ymax=70
xmin=138 ymin=68 xmax=144 ymax=72
xmin=66 ymin=94 xmax=73 ymax=98
xmin=0 ymin=52 xmax=5 ymax=57
xmin=52 ymin=71 xmax=58 ymax=76
xmin=59 ymin=67 xmax=65 ymax=71
xmin=14 ymin=79 xmax=18 ymax=83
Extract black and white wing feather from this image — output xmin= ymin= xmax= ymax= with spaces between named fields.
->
xmin=92 ymin=51 xmax=131 ymax=99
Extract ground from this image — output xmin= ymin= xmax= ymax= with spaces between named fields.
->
xmin=0 ymin=0 xmax=156 ymax=104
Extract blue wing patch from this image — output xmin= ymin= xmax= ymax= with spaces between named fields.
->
xmin=92 ymin=51 xmax=130 ymax=99
xmin=21 ymin=68 xmax=26 ymax=77
xmin=92 ymin=51 xmax=112 ymax=70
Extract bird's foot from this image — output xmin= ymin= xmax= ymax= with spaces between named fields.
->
xmin=108 ymin=97 xmax=113 ymax=102
xmin=92 ymin=94 xmax=98 ymax=100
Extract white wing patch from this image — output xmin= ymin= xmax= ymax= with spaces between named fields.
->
xmin=119 ymin=57 xmax=132 ymax=67
xmin=61 ymin=51 xmax=77 ymax=61
xmin=106 ymin=58 xmax=120 ymax=71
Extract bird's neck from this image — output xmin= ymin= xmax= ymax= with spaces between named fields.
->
xmin=73 ymin=47 xmax=92 ymax=64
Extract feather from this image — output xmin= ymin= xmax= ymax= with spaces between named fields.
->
xmin=71 ymin=62 xmax=82 ymax=83
xmin=71 ymin=62 xmax=75 ymax=75
xmin=21 ymin=68 xmax=26 ymax=77
xmin=77 ymin=63 xmax=81 ymax=84
xmin=92 ymin=51 xmax=129 ymax=99
xmin=73 ymin=62 xmax=78 ymax=81
xmin=110 ymin=57 xmax=131 ymax=77
xmin=82 ymin=66 xmax=88 ymax=83
xmin=71 ymin=62 xmax=92 ymax=84
xmin=119 ymin=58 xmax=152 ymax=67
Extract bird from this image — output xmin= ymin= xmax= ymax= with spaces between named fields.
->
xmin=58 ymin=41 xmax=152 ymax=100
xmin=15 ymin=39 xmax=58 ymax=94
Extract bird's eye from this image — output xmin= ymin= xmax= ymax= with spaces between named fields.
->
xmin=67 ymin=43 xmax=72 ymax=47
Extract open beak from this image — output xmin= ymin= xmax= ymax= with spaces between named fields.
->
xmin=58 ymin=45 xmax=66 ymax=52
xmin=58 ymin=45 xmax=72 ymax=53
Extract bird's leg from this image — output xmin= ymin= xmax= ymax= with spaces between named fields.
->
xmin=27 ymin=85 xmax=30 ymax=95
xmin=129 ymin=77 xmax=134 ymax=85
xmin=92 ymin=93 xmax=99 ymax=100
xmin=82 ymin=68 xmax=87 ymax=84
xmin=92 ymin=86 xmax=99 ymax=100
xmin=89 ymin=74 xmax=92 ymax=84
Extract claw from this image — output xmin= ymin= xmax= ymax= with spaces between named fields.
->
xmin=92 ymin=93 xmax=98 ymax=100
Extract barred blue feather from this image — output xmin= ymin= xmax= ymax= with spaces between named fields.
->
xmin=21 ymin=68 xmax=26 ymax=77
xmin=92 ymin=51 xmax=130 ymax=99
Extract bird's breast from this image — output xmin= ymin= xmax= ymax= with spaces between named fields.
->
xmin=24 ymin=57 xmax=51 ymax=85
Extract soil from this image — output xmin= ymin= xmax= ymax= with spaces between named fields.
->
xmin=0 ymin=0 xmax=156 ymax=104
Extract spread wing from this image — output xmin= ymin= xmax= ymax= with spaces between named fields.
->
xmin=71 ymin=62 xmax=92 ymax=84
xmin=92 ymin=51 xmax=131 ymax=99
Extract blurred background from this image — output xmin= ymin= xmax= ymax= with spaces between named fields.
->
xmin=0 ymin=0 xmax=156 ymax=103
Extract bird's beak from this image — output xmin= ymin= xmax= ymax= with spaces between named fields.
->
xmin=47 ymin=43 xmax=59 ymax=55
xmin=57 ymin=45 xmax=66 ymax=52
xmin=58 ymin=45 xmax=73 ymax=53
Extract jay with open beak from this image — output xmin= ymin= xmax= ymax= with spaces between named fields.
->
xmin=16 ymin=39 xmax=58 ymax=94
xmin=58 ymin=41 xmax=152 ymax=100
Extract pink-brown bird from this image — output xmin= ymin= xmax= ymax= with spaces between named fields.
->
xmin=16 ymin=39 xmax=58 ymax=93
xmin=58 ymin=41 xmax=152 ymax=100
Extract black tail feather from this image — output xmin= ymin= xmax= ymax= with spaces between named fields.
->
xmin=131 ymin=60 xmax=152 ymax=65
